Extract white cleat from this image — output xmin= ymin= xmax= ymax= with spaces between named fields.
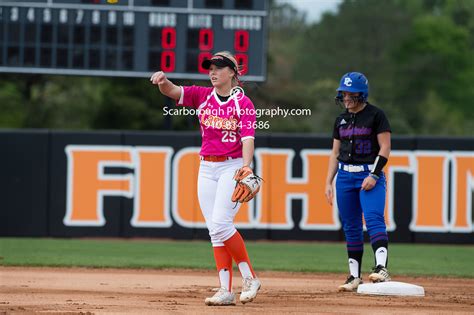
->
xmin=240 ymin=277 xmax=261 ymax=304
xmin=338 ymin=275 xmax=363 ymax=292
xmin=369 ymin=265 xmax=391 ymax=283
xmin=204 ymin=287 xmax=235 ymax=306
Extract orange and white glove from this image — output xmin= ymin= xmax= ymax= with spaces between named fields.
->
xmin=231 ymin=166 xmax=263 ymax=203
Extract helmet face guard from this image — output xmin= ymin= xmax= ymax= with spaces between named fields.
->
xmin=334 ymin=93 xmax=365 ymax=108
xmin=335 ymin=72 xmax=369 ymax=107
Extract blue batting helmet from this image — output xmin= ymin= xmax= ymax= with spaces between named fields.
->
xmin=336 ymin=72 xmax=369 ymax=102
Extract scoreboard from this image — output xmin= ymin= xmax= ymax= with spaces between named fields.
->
xmin=0 ymin=0 xmax=268 ymax=81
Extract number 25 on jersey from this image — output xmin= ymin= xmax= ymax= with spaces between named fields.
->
xmin=222 ymin=131 xmax=237 ymax=142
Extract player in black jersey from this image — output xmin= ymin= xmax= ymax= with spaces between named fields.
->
xmin=325 ymin=72 xmax=392 ymax=292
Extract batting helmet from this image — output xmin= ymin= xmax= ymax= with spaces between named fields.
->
xmin=335 ymin=72 xmax=369 ymax=103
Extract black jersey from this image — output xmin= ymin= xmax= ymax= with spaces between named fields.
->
xmin=332 ymin=103 xmax=391 ymax=164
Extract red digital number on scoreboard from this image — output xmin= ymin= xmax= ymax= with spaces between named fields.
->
xmin=234 ymin=30 xmax=248 ymax=75
xmin=161 ymin=51 xmax=175 ymax=72
xmin=198 ymin=28 xmax=214 ymax=74
xmin=199 ymin=29 xmax=214 ymax=51
xmin=234 ymin=30 xmax=249 ymax=52
xmin=198 ymin=52 xmax=213 ymax=74
xmin=161 ymin=27 xmax=176 ymax=49
xmin=161 ymin=27 xmax=176 ymax=71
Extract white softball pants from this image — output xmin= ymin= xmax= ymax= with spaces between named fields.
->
xmin=197 ymin=158 xmax=243 ymax=247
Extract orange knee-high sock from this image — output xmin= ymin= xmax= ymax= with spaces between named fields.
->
xmin=223 ymin=231 xmax=256 ymax=278
xmin=213 ymin=246 xmax=233 ymax=291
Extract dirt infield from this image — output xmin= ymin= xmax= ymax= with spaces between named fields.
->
xmin=1 ymin=267 xmax=473 ymax=314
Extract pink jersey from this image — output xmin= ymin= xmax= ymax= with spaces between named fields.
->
xmin=177 ymin=85 xmax=256 ymax=158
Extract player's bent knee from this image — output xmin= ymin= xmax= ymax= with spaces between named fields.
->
xmin=208 ymin=229 xmax=218 ymax=243
xmin=209 ymin=224 xmax=236 ymax=243
xmin=210 ymin=240 xmax=225 ymax=247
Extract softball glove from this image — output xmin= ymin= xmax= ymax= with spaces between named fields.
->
xmin=231 ymin=167 xmax=263 ymax=203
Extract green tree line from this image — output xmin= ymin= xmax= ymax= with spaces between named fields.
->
xmin=0 ymin=0 xmax=473 ymax=135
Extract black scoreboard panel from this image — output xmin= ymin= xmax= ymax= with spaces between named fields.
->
xmin=0 ymin=0 xmax=268 ymax=81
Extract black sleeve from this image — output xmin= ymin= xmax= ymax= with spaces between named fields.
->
xmin=332 ymin=117 xmax=341 ymax=139
xmin=374 ymin=109 xmax=391 ymax=134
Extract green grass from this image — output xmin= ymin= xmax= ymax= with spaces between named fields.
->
xmin=0 ymin=238 xmax=472 ymax=278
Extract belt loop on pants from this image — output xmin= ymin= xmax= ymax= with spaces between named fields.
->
xmin=200 ymin=155 xmax=233 ymax=162
xmin=339 ymin=163 xmax=374 ymax=172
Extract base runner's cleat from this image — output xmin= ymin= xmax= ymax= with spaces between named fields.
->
xmin=369 ymin=265 xmax=391 ymax=283
xmin=338 ymin=275 xmax=363 ymax=292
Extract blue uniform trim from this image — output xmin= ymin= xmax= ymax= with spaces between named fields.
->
xmin=370 ymin=232 xmax=388 ymax=244
xmin=347 ymin=241 xmax=364 ymax=251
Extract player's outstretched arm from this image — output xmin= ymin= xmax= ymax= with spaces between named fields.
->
xmin=150 ymin=71 xmax=181 ymax=101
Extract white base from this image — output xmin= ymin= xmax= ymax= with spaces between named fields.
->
xmin=357 ymin=281 xmax=425 ymax=297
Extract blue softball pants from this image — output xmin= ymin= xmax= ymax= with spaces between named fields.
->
xmin=335 ymin=163 xmax=388 ymax=250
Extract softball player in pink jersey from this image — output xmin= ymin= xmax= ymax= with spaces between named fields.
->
xmin=150 ymin=51 xmax=261 ymax=306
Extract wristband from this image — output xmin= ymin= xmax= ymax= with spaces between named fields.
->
xmin=369 ymin=173 xmax=380 ymax=181
xmin=371 ymin=155 xmax=388 ymax=176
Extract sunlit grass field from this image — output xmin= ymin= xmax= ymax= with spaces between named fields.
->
xmin=0 ymin=238 xmax=472 ymax=278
